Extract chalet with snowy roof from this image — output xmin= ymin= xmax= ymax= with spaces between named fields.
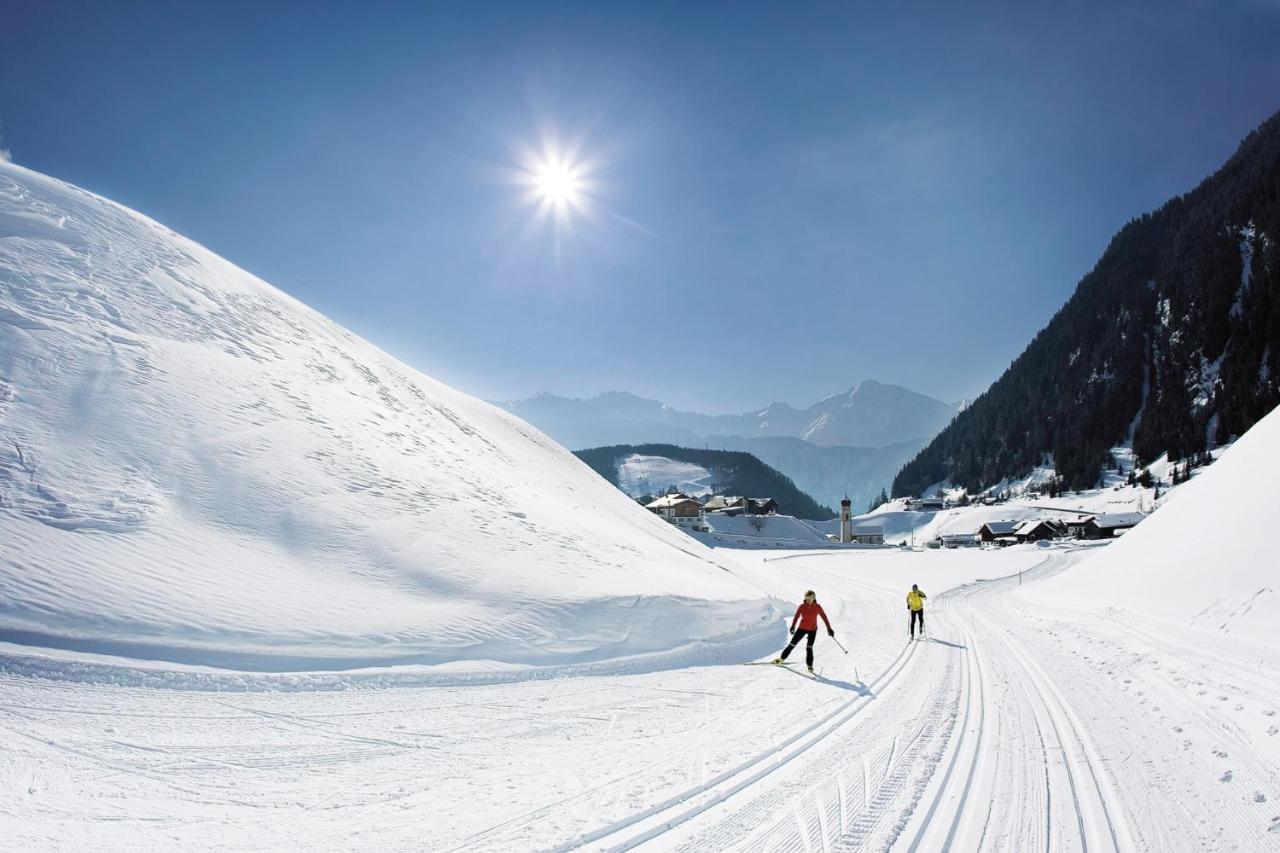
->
xmin=645 ymin=494 xmax=708 ymax=531
xmin=978 ymin=520 xmax=1021 ymax=544
xmin=1015 ymin=518 xmax=1067 ymax=543
xmin=1079 ymin=512 xmax=1147 ymax=540
xmin=703 ymin=496 xmax=778 ymax=516
xmin=702 ymin=495 xmax=745 ymax=513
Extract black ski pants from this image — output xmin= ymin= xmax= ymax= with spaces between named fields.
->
xmin=781 ymin=628 xmax=817 ymax=667
xmin=909 ymin=609 xmax=925 ymax=637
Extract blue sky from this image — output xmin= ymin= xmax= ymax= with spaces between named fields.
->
xmin=3 ymin=2 xmax=1279 ymax=412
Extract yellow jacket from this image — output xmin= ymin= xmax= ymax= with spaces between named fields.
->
xmin=907 ymin=589 xmax=926 ymax=611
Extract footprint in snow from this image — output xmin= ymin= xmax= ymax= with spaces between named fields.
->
xmin=1256 ymin=792 xmax=1268 ymax=803
xmin=1221 ymin=770 xmax=1234 ymax=783
xmin=1173 ymin=726 xmax=1183 ymax=733
xmin=1213 ymin=749 xmax=1229 ymax=758
xmin=1269 ymin=816 xmax=1280 ymax=833
xmin=1269 ymin=726 xmax=1279 ymax=737
xmin=1264 ymin=710 xmax=1276 ymax=717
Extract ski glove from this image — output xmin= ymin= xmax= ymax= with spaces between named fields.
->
xmin=828 ymin=629 xmax=835 ymax=637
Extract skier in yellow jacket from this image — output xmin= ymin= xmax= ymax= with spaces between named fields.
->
xmin=907 ymin=584 xmax=927 ymax=640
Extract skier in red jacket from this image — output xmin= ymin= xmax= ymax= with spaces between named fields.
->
xmin=772 ymin=589 xmax=834 ymax=672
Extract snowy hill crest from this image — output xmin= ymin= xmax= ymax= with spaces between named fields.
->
xmin=0 ymin=162 xmax=776 ymax=672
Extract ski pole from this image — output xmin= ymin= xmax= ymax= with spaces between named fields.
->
xmin=832 ymin=635 xmax=849 ymax=654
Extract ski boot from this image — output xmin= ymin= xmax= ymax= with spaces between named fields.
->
xmin=771 ymin=657 xmax=784 ymax=665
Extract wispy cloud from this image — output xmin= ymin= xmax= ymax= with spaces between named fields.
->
xmin=0 ymin=119 xmax=11 ymax=162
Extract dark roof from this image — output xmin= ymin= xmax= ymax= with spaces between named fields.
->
xmin=980 ymin=520 xmax=1021 ymax=535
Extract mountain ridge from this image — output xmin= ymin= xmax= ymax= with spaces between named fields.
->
xmin=893 ymin=108 xmax=1280 ymax=497
xmin=499 ymin=379 xmax=958 ymax=449
xmin=500 ymin=381 xmax=957 ymax=508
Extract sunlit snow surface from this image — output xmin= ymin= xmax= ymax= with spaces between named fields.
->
xmin=0 ymin=162 xmax=777 ymax=673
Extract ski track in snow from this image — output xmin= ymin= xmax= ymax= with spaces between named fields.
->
xmin=4 ymin=547 xmax=1279 ymax=851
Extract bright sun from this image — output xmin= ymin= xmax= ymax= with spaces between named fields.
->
xmin=518 ymin=145 xmax=591 ymax=224
xmin=533 ymin=157 xmax=582 ymax=207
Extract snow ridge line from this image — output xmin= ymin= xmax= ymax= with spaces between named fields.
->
xmin=544 ymin=638 xmax=922 ymax=852
xmin=0 ymin=618 xmax=782 ymax=692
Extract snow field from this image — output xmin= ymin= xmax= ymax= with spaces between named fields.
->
xmin=3 ymin=541 xmax=1278 ymax=850
xmin=0 ymin=547 xmax=1041 ymax=851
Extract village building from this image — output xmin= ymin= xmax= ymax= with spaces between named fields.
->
xmin=1078 ymin=512 xmax=1147 ymax=539
xmin=701 ymin=495 xmax=744 ymax=513
xmin=1015 ymin=518 xmax=1067 ymax=543
xmin=939 ymin=533 xmax=981 ymax=548
xmin=747 ymin=497 xmax=779 ymax=515
xmin=703 ymin=496 xmax=779 ymax=517
xmin=978 ymin=520 xmax=1021 ymax=545
xmin=644 ymin=494 xmax=709 ymax=532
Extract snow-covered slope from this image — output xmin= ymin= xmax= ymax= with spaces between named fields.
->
xmin=615 ymin=453 xmax=714 ymax=497
xmin=0 ymin=162 xmax=777 ymax=673
xmin=1033 ymin=403 xmax=1280 ymax=643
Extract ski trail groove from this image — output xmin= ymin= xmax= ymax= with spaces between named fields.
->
xmin=574 ymin=638 xmax=921 ymax=852
xmin=900 ymin=591 xmax=984 ymax=853
xmin=966 ymin=594 xmax=1136 ymax=851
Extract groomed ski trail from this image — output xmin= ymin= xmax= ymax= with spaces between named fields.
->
xmin=581 ymin=553 xmax=1145 ymax=851
xmin=6 ymin=547 xmax=1278 ymax=851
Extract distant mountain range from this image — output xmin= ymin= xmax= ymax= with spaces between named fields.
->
xmin=895 ymin=109 xmax=1280 ymax=497
xmin=499 ymin=380 xmax=961 ymax=509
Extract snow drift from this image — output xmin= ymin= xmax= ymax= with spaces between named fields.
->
xmin=1034 ymin=403 xmax=1280 ymax=643
xmin=0 ymin=162 xmax=777 ymax=673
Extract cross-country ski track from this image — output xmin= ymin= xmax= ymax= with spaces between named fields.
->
xmin=3 ymin=546 xmax=1278 ymax=851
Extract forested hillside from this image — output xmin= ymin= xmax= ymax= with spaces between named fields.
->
xmin=575 ymin=444 xmax=836 ymax=520
xmin=895 ymin=110 xmax=1280 ymax=496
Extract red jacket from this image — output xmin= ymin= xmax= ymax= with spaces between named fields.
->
xmin=791 ymin=601 xmax=831 ymax=633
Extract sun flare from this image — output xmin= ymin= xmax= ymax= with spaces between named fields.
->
xmin=518 ymin=145 xmax=591 ymax=224
xmin=532 ymin=158 xmax=583 ymax=207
